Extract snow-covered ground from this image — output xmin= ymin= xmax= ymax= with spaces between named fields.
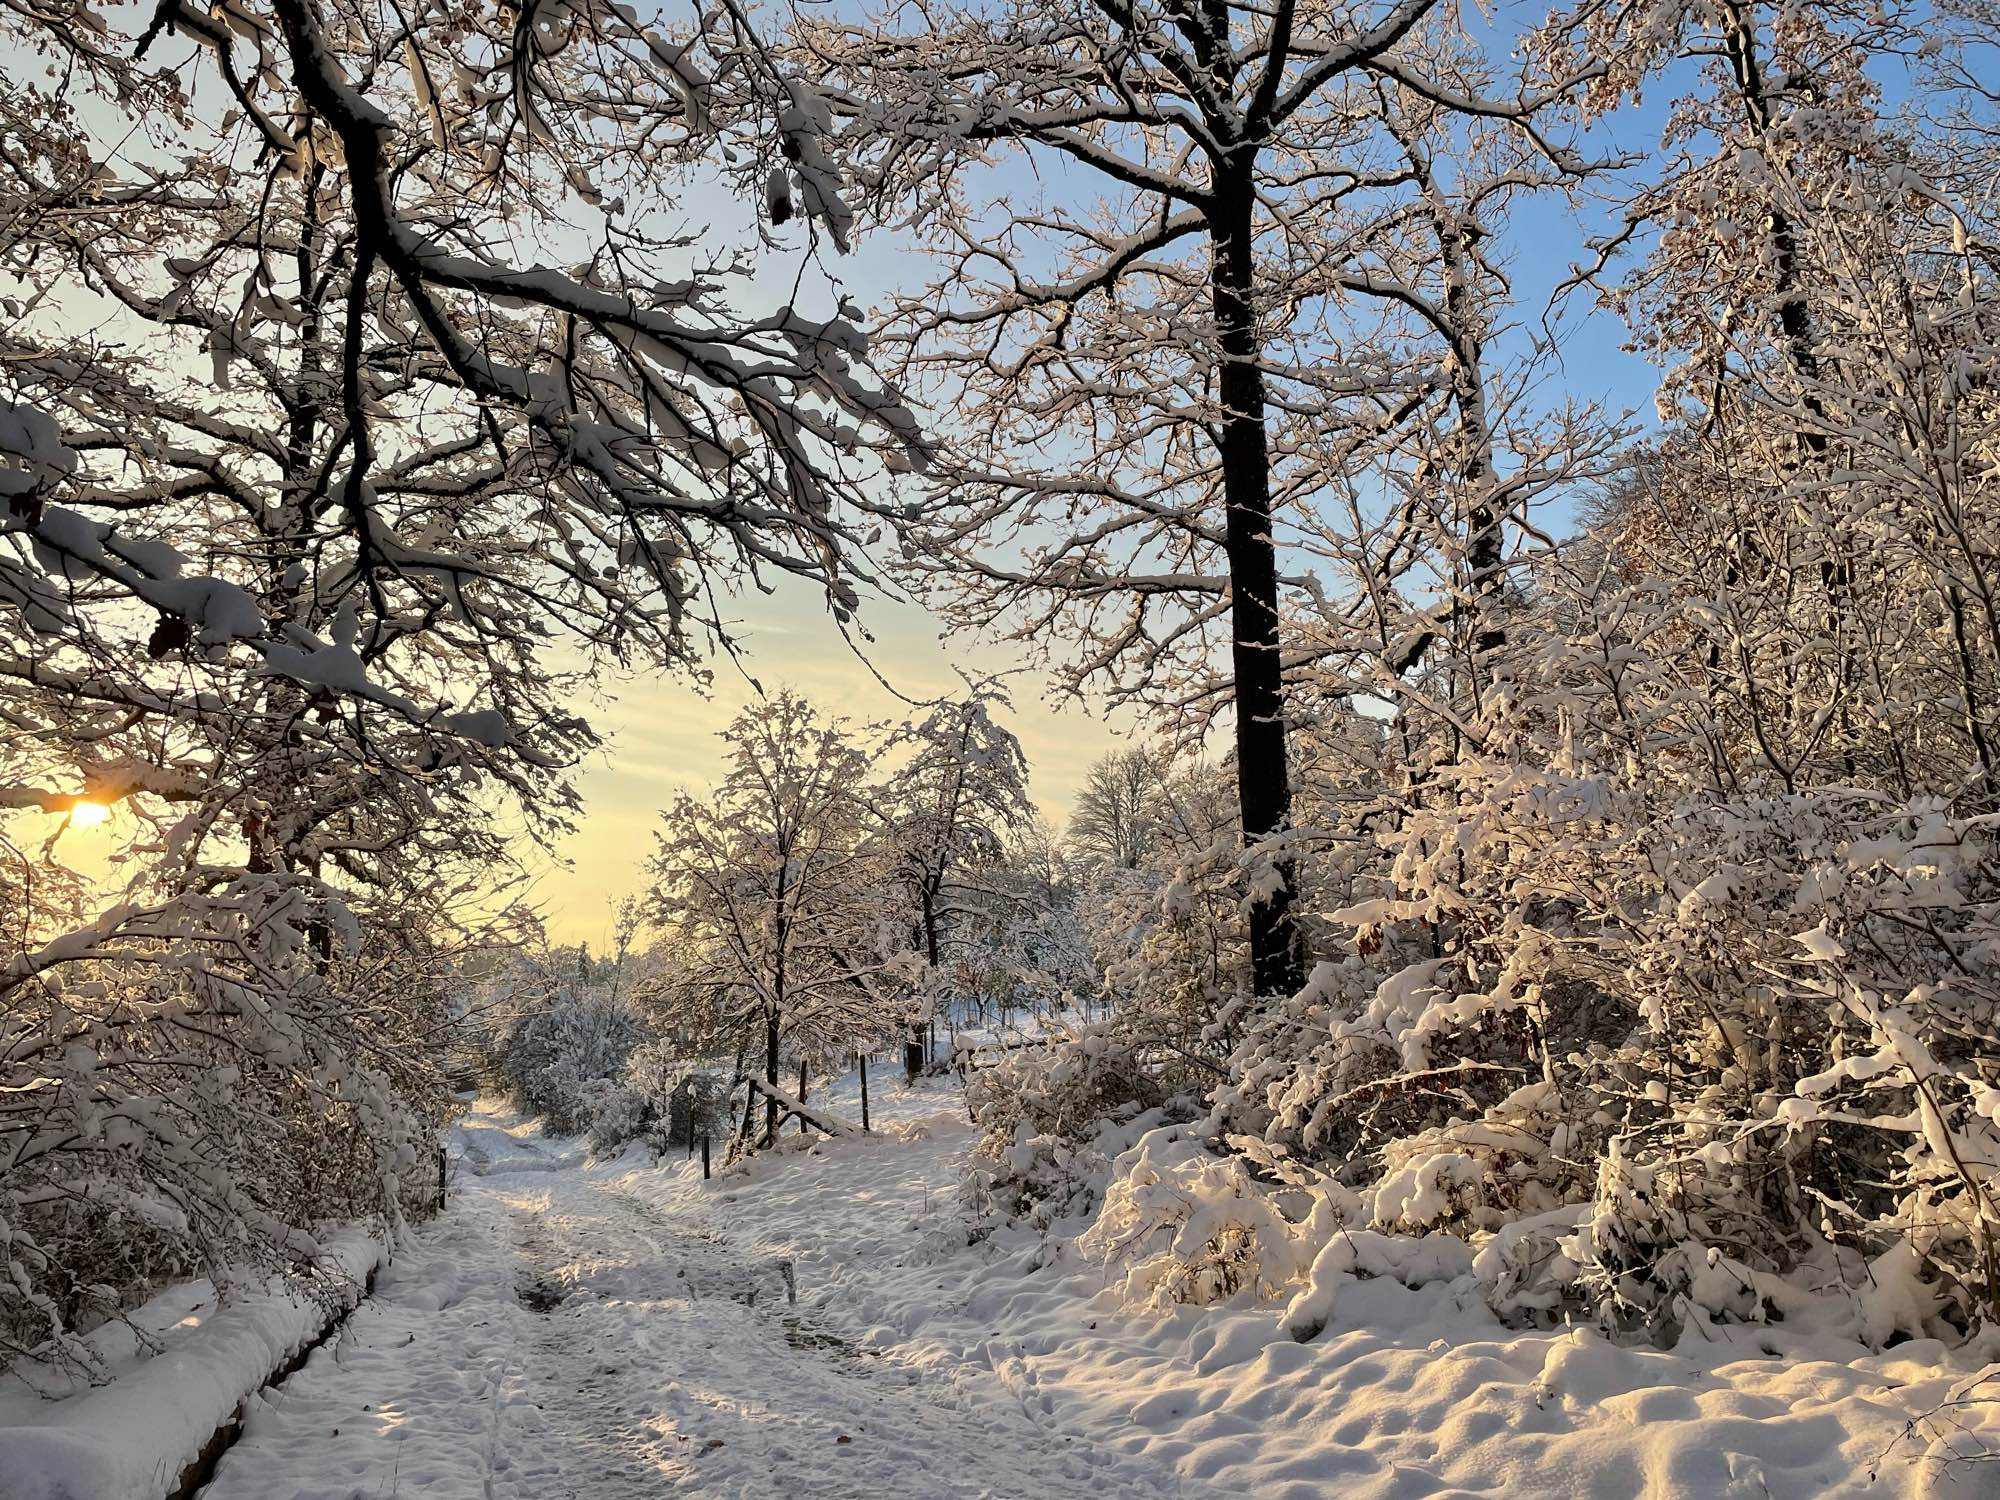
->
xmin=194 ymin=1086 xmax=1215 ymax=1500
xmin=0 ymin=1233 xmax=383 ymax=1500
xmin=612 ymin=1070 xmax=2000 ymax=1500
xmin=18 ymin=1068 xmax=1999 ymax=1499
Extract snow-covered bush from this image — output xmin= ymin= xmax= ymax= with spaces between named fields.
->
xmin=963 ymin=1025 xmax=1194 ymax=1233
xmin=2 ymin=910 xmax=454 ymax=1374
xmin=484 ymin=959 xmax=738 ymax=1156
xmin=498 ymin=987 xmax=647 ymax=1139
xmin=1215 ymin=681 xmax=2000 ymax=1335
xmin=1076 ymin=1124 xmax=1326 ymax=1309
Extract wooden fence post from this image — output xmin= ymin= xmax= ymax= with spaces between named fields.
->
xmin=859 ymin=1052 xmax=870 ymax=1133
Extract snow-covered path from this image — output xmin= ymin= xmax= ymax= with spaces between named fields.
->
xmin=199 ymin=1100 xmax=1208 ymax=1500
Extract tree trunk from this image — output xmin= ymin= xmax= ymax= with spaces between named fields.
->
xmin=764 ymin=1013 xmax=780 ymax=1145
xmin=1212 ymin=175 xmax=1305 ymax=1000
xmin=1436 ymin=212 xmax=1505 ymax=667
xmin=910 ymin=889 xmax=939 ymax=1071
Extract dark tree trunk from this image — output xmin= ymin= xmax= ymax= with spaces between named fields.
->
xmin=910 ymin=890 xmax=939 ymax=1072
xmin=1212 ymin=173 xmax=1305 ymax=1000
xmin=1719 ymin=3 xmax=1821 ymax=410
xmin=764 ymin=1013 xmax=780 ymax=1144
xmin=1437 ymin=215 xmax=1505 ymax=666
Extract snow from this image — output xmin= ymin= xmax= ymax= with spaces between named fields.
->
xmin=443 ymin=708 xmax=514 ymax=747
xmin=682 ymin=1104 xmax=2000 ymax=1500
xmin=194 ymin=1093 xmax=1213 ymax=1500
xmin=0 ymin=1233 xmax=384 ymax=1500
xmin=21 ymin=1070 xmax=1995 ymax=1499
xmin=0 ymin=400 xmax=76 ymax=491
xmin=67 ymin=1074 xmax=1987 ymax=1500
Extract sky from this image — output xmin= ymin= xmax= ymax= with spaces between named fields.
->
xmin=519 ymin=584 xmax=1139 ymax=950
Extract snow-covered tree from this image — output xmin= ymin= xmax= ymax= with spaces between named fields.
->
xmin=800 ymin=0 xmax=1597 ymax=998
xmin=1205 ymin=0 xmax=2000 ymax=1335
xmin=645 ymin=692 xmax=883 ymax=1142
xmin=1065 ymin=749 xmax=1164 ymax=874
xmin=0 ymin=0 xmax=916 ymax=1367
xmin=876 ymin=678 xmax=1034 ymax=1063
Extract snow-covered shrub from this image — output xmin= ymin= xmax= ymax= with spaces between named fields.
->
xmin=485 ymin=967 xmax=739 ymax=1156
xmin=497 ymin=986 xmax=647 ymax=1138
xmin=1 ymin=902 xmax=454 ymax=1374
xmin=963 ymin=1024 xmax=1195 ymax=1232
xmin=1215 ymin=627 xmax=2000 ymax=1339
xmin=1077 ymin=1124 xmax=1328 ymax=1309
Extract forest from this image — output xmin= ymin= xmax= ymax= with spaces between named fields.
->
xmin=3 ymin=0 xmax=2000 ymax=1494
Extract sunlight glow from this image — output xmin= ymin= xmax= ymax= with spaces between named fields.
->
xmin=68 ymin=800 xmax=110 ymax=827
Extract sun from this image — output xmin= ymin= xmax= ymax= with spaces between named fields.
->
xmin=69 ymin=800 xmax=111 ymax=828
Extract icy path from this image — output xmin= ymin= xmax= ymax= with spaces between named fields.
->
xmin=199 ymin=1100 xmax=1208 ymax=1500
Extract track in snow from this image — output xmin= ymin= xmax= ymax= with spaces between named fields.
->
xmin=198 ymin=1104 xmax=1211 ymax=1500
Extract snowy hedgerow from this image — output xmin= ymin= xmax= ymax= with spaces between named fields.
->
xmin=1215 ymin=661 xmax=2000 ymax=1336
xmin=2 ymin=906 xmax=455 ymax=1374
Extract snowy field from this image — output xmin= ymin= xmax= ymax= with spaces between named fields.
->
xmin=10 ymin=1068 xmax=1999 ymax=1500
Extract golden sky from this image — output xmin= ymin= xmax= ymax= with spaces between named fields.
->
xmin=518 ymin=585 xmax=1130 ymax=949
xmin=14 ymin=586 xmax=1127 ymax=951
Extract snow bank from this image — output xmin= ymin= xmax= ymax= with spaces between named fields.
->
xmin=0 ymin=1233 xmax=386 ymax=1500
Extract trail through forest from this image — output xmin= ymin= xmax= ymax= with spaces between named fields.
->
xmin=198 ymin=1102 xmax=1209 ymax=1500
